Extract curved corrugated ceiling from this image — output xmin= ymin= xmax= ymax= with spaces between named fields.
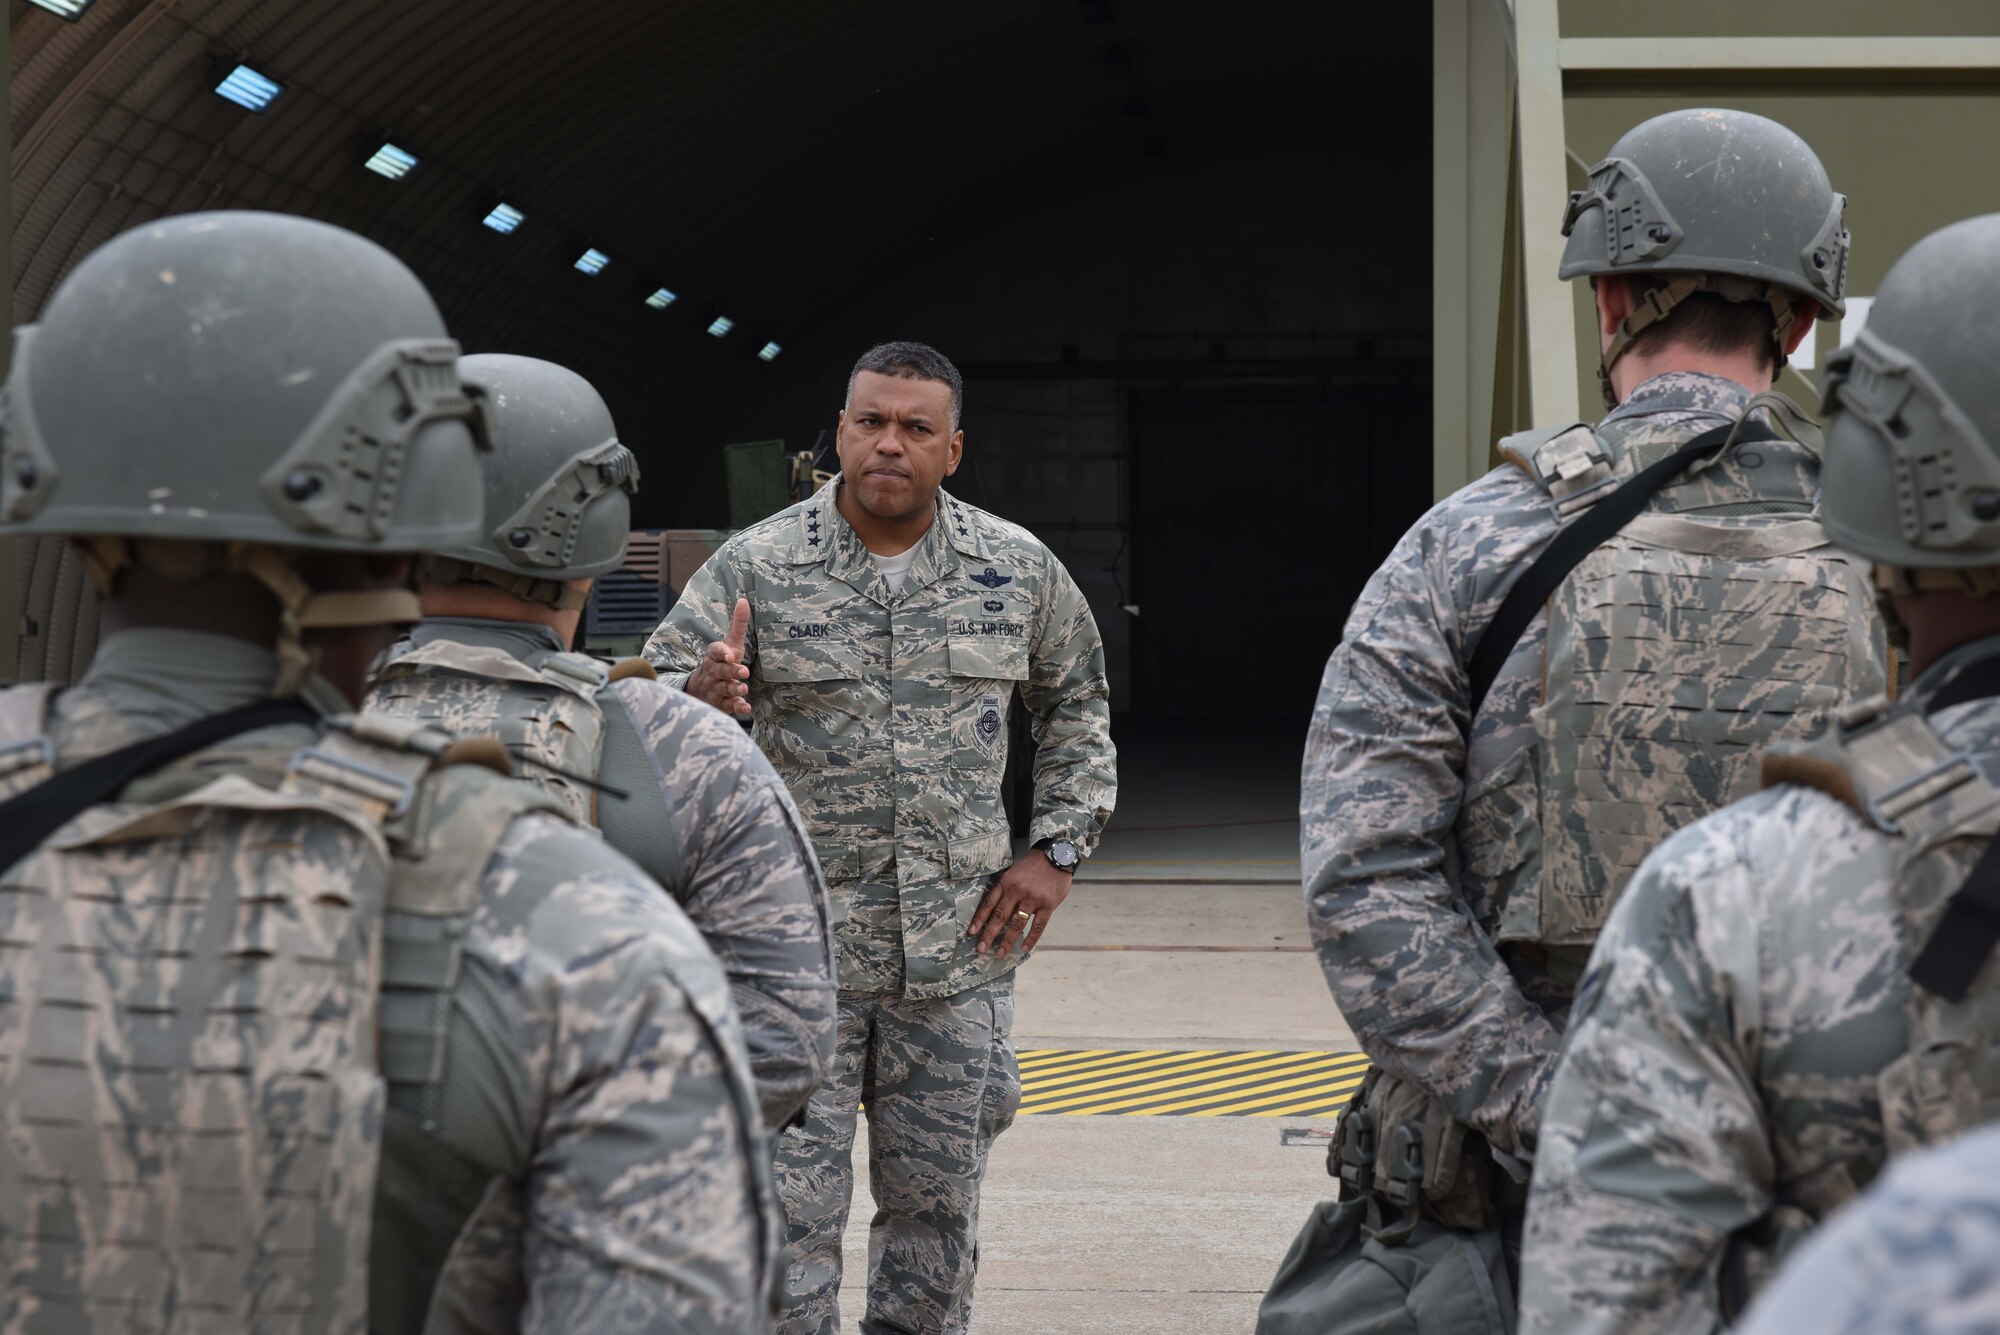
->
xmin=11 ymin=0 xmax=1423 ymax=444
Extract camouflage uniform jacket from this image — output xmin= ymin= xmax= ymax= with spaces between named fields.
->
xmin=368 ymin=617 xmax=838 ymax=1131
xmin=0 ymin=628 xmax=779 ymax=1334
xmin=1301 ymin=372 xmax=1863 ymax=1162
xmin=645 ymin=479 xmax=1117 ymax=999
xmin=1517 ymin=645 xmax=2000 ymax=1335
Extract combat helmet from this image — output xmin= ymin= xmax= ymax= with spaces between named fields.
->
xmin=0 ymin=210 xmax=488 ymax=691
xmin=1819 ymin=214 xmax=2000 ymax=609
xmin=1560 ymin=108 xmax=1850 ymax=407
xmin=419 ymin=353 xmax=638 ymax=610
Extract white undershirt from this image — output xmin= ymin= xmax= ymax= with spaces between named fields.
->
xmin=870 ymin=545 xmax=920 ymax=596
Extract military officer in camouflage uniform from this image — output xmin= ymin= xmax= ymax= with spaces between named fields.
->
xmin=1278 ymin=109 xmax=1884 ymax=1331
xmin=1519 ymin=213 xmax=2000 ymax=1332
xmin=364 ymin=352 xmax=837 ymax=1133
xmin=646 ymin=340 xmax=1117 ymax=1335
xmin=0 ymin=213 xmax=777 ymax=1333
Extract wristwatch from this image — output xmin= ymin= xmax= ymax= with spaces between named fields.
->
xmin=1039 ymin=837 xmax=1081 ymax=873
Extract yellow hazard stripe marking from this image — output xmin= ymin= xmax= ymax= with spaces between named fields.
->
xmin=1021 ymin=1049 xmax=1262 ymax=1097
xmin=1030 ymin=1054 xmax=1366 ymax=1116
xmin=1016 ymin=1048 xmax=1180 ymax=1077
xmin=1016 ymin=1048 xmax=1371 ymax=1117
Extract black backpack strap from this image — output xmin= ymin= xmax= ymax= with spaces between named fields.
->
xmin=1465 ymin=420 xmax=1775 ymax=717
xmin=0 ymin=698 xmax=320 ymax=876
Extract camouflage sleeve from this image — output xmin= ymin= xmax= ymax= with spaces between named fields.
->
xmin=644 ymin=549 xmax=746 ymax=694
xmin=1300 ymin=509 xmax=1560 ymax=1160
xmin=1517 ymin=816 xmax=1773 ymax=1335
xmin=1018 ymin=549 xmax=1117 ymax=853
xmin=481 ymin=814 xmax=774 ymax=1335
xmin=611 ymin=677 xmax=838 ymax=1131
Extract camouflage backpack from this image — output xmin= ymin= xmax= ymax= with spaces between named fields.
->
xmin=365 ymin=636 xmax=685 ymax=892
xmin=0 ymin=683 xmax=557 ymax=1333
xmin=1478 ymin=399 xmax=1881 ymax=949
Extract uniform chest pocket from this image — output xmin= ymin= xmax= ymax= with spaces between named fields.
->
xmin=758 ymin=638 xmax=868 ymax=683
xmin=947 ymin=634 xmax=1030 ymax=684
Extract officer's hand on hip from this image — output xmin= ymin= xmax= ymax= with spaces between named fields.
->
xmin=687 ymin=597 xmax=753 ymax=717
xmin=970 ymin=854 xmax=1073 ymax=959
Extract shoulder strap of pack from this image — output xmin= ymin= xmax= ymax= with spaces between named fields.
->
xmin=593 ymin=684 xmax=687 ymax=895
xmin=0 ymin=697 xmax=319 ymax=877
xmin=1499 ymin=422 xmax=1609 ymax=514
xmin=1467 ymin=419 xmax=1776 ymax=717
xmin=533 ymin=648 xmax=611 ymax=694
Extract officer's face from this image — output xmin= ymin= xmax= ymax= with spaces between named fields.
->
xmin=837 ymin=371 xmax=963 ymax=523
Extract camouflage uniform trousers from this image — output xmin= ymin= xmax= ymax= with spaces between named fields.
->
xmin=776 ymin=972 xmax=1020 ymax=1335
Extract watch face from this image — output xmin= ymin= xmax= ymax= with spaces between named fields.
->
xmin=1048 ymin=839 xmax=1080 ymax=869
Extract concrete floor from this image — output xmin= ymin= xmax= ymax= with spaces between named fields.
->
xmin=832 ymin=730 xmax=1352 ymax=1332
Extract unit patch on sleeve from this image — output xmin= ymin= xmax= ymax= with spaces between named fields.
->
xmin=976 ymin=695 xmax=1005 ymax=748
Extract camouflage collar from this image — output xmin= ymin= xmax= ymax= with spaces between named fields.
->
xmin=786 ymin=480 xmax=994 ymax=603
xmin=1604 ymin=371 xmax=1752 ymax=427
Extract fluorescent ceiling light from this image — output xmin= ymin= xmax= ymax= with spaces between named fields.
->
xmin=707 ymin=316 xmax=734 ymax=337
xmin=758 ymin=342 xmax=782 ymax=362
xmin=482 ymin=203 xmax=525 ymax=234
xmin=645 ymin=287 xmax=677 ymax=309
xmin=364 ymin=143 xmax=418 ymax=179
xmin=574 ymin=248 xmax=610 ymax=275
xmin=27 ymin=0 xmax=96 ymax=19
xmin=215 ymin=64 xmax=283 ymax=112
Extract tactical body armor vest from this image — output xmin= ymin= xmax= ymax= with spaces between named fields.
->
xmin=1463 ymin=415 xmax=1881 ymax=952
xmin=366 ymin=634 xmax=685 ymax=893
xmin=0 ymin=684 xmax=557 ymax=1333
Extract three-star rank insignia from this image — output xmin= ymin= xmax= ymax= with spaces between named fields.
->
xmin=971 ymin=566 xmax=1012 ymax=589
xmin=806 ymin=506 xmax=820 ymax=546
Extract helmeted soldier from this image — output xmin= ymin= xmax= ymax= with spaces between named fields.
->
xmin=1268 ymin=109 xmax=1888 ymax=1332
xmin=363 ymin=351 xmax=837 ymax=1132
xmin=1519 ymin=211 xmax=2000 ymax=1330
xmin=645 ymin=340 xmax=1118 ymax=1335
xmin=0 ymin=212 xmax=777 ymax=1333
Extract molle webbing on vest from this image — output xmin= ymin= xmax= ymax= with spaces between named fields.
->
xmin=366 ymin=639 xmax=609 ymax=827
xmin=0 ymin=717 xmax=403 ymax=1331
xmin=1481 ymin=413 xmax=1880 ymax=951
xmin=0 ymin=686 xmax=547 ymax=1334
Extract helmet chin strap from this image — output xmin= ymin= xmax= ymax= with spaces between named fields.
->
xmin=1597 ymin=273 xmax=1799 ymax=410
xmin=77 ymin=537 xmax=421 ymax=697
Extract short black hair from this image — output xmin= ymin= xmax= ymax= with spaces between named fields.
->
xmin=846 ymin=341 xmax=964 ymax=430
xmin=1625 ymin=287 xmax=1793 ymax=374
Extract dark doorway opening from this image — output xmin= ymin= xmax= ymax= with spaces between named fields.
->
xmin=1126 ymin=383 xmax=1432 ymax=726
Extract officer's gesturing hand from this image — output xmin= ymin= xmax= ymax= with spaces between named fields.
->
xmin=687 ymin=597 xmax=753 ymax=717
xmin=968 ymin=854 xmax=1073 ymax=959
